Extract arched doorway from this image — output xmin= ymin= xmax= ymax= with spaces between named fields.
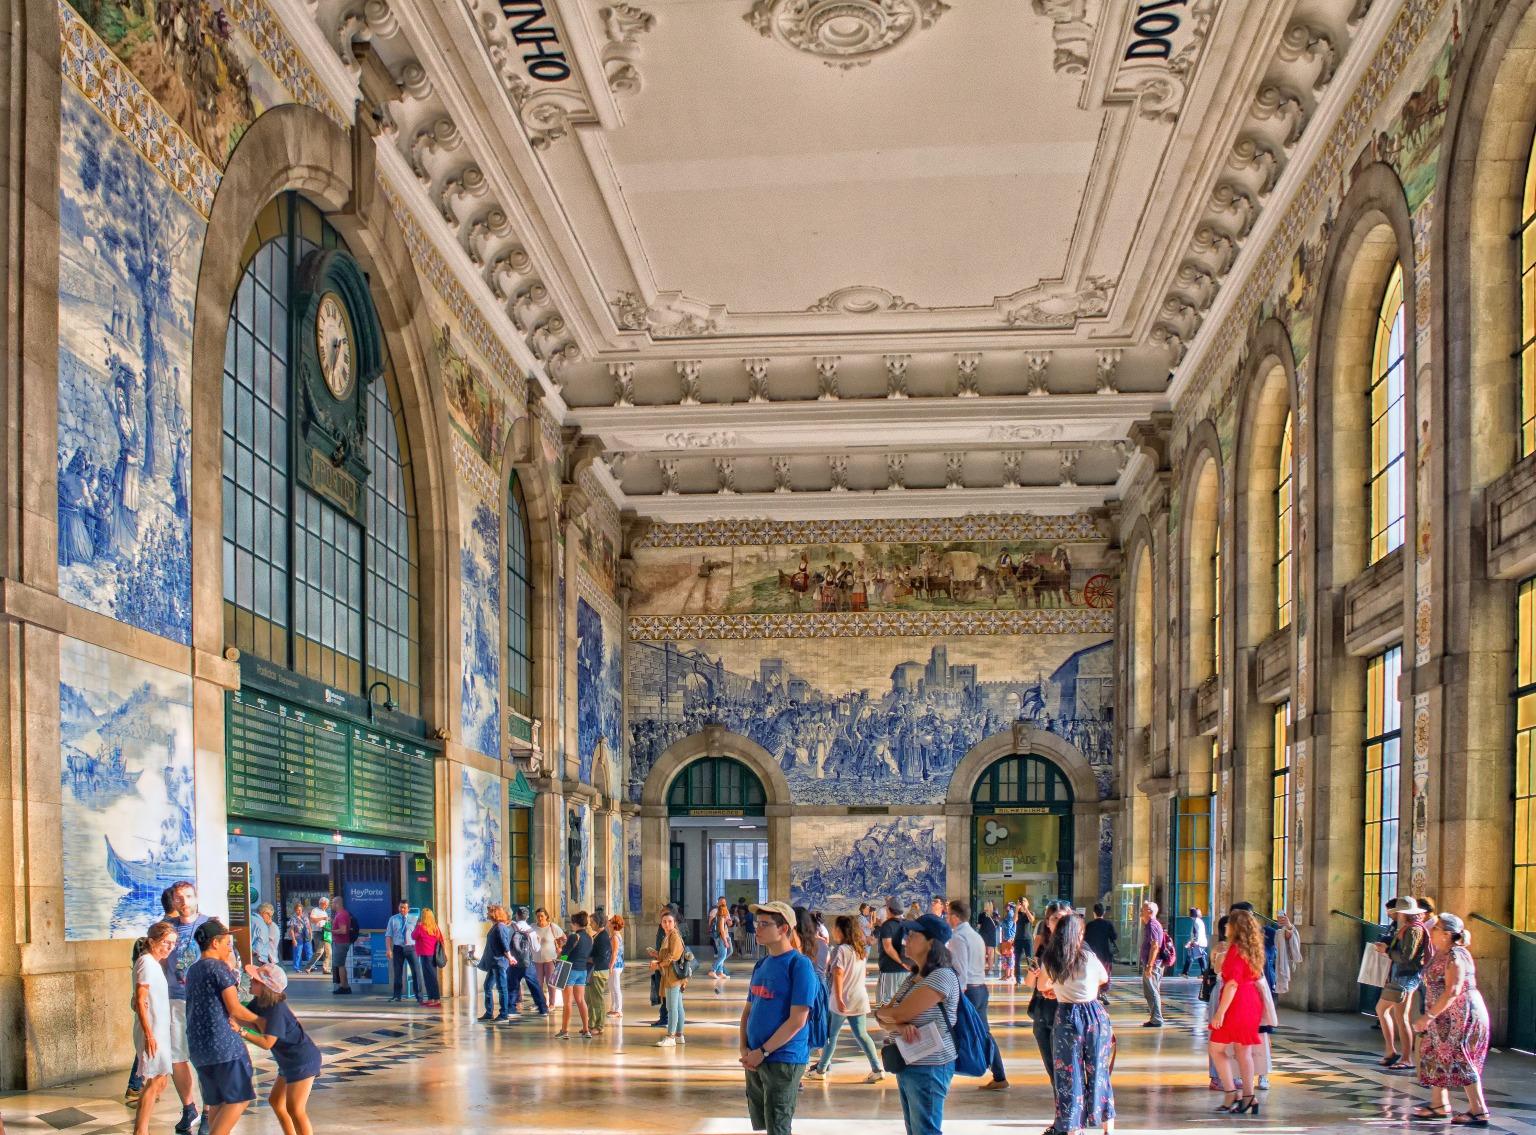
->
xmin=970 ymin=754 xmax=1076 ymax=914
xmin=640 ymin=728 xmax=791 ymax=949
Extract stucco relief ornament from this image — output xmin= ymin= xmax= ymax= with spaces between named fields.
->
xmin=808 ymin=285 xmax=921 ymax=313
xmin=996 ymin=277 xmax=1114 ymax=328
xmin=745 ymin=0 xmax=951 ymax=69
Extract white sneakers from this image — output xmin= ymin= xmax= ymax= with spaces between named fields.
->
xmin=863 ymin=1071 xmax=886 ymax=1083
xmin=655 ymin=1035 xmax=686 ymax=1047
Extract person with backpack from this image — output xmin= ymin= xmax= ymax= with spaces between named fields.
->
xmin=508 ymin=907 xmax=548 ymax=1016
xmin=1139 ymin=900 xmax=1174 ymax=1027
xmin=651 ymin=909 xmax=689 ymax=1047
xmin=477 ymin=904 xmax=516 ymax=1023
xmin=872 ymin=912 xmax=962 ymax=1135
xmin=946 ymin=898 xmax=1008 ymax=1090
xmin=739 ymin=901 xmax=817 ymax=1134
xmin=806 ymin=914 xmax=883 ymax=1084
xmin=1040 ymin=912 xmax=1115 ymax=1135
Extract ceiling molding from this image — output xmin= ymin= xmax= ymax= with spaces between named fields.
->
xmin=615 ymin=484 xmax=1114 ymax=522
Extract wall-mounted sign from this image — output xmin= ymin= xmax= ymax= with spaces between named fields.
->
xmin=1124 ymin=0 xmax=1191 ymax=60
xmin=499 ymin=1 xmax=572 ymax=82
xmin=1108 ymin=0 xmax=1215 ymax=124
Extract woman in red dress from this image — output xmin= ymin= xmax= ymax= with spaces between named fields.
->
xmin=1209 ymin=909 xmax=1266 ymax=1115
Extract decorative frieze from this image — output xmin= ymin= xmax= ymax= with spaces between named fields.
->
xmin=633 ymin=512 xmax=1103 ymax=548
xmin=627 ymin=608 xmax=1116 ymax=641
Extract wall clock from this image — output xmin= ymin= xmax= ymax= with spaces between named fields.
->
xmin=315 ymin=292 xmax=355 ymax=400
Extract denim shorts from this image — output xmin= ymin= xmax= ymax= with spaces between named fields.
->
xmin=568 ymin=970 xmax=589 ymax=986
xmin=1384 ymin=972 xmax=1422 ymax=1000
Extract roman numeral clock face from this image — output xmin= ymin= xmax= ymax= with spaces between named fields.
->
xmin=315 ymin=292 xmax=354 ymax=400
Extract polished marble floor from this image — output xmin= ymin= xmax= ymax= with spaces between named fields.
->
xmin=5 ymin=971 xmax=1534 ymax=1134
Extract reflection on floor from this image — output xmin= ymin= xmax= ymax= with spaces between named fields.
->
xmin=3 ymin=972 xmax=1534 ymax=1133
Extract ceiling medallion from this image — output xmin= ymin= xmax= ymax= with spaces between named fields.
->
xmin=744 ymin=0 xmax=952 ymax=69
xmin=807 ymin=285 xmax=921 ymax=313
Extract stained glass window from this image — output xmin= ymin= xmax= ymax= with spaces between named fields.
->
xmin=1369 ymin=264 xmax=1406 ymax=563
xmin=1363 ymin=646 xmax=1402 ymax=920
xmin=1519 ymin=140 xmax=1536 ymax=456
xmin=1514 ymin=580 xmax=1536 ymax=930
xmin=1272 ymin=701 xmax=1292 ymax=916
xmin=1276 ymin=412 xmax=1294 ymax=629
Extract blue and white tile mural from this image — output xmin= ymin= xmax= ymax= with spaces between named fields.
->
xmin=610 ymin=816 xmax=624 ymax=915
xmin=628 ymin=636 xmax=1113 ymax=805
xmin=57 ymin=88 xmax=198 ymax=644
xmin=557 ymin=573 xmax=567 ymax=767
xmin=576 ymin=595 xmax=622 ymax=787
xmin=790 ymin=816 xmax=945 ymax=915
xmin=454 ymin=767 xmax=503 ymax=930
xmin=457 ymin=460 xmax=501 ymax=759
xmin=626 ymin=822 xmax=642 ymax=914
xmin=60 ymin=636 xmax=195 ymax=941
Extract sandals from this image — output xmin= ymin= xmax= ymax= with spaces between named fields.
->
xmin=1451 ymin=1113 xmax=1490 ymax=1128
xmin=1388 ymin=1060 xmax=1416 ymax=1071
xmin=1410 ymin=1106 xmax=1450 ymax=1120
xmin=1380 ymin=1053 xmax=1402 ymax=1067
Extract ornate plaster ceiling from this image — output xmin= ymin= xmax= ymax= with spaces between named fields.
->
xmin=298 ymin=0 xmax=1391 ymax=518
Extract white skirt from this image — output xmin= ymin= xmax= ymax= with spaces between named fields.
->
xmin=135 ymin=1022 xmax=173 ymax=1079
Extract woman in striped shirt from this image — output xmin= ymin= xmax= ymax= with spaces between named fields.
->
xmin=873 ymin=913 xmax=961 ymax=1135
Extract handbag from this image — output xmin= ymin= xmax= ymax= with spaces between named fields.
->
xmin=881 ymin=1040 xmax=907 ymax=1074
xmin=433 ymin=939 xmax=448 ymax=969
xmin=553 ymin=957 xmax=573 ymax=989
xmin=1357 ymin=943 xmax=1391 ymax=988
xmin=1198 ymin=966 xmax=1218 ymax=1003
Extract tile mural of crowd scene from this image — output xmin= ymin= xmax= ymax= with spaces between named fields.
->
xmin=790 ymin=816 xmax=945 ymax=915
xmin=610 ymin=816 xmax=624 ymax=916
xmin=627 ymin=635 xmax=1112 ymax=805
xmin=629 ymin=538 xmax=1116 ymax=616
xmin=60 ymin=637 xmax=196 ymax=941
xmin=458 ymin=470 xmax=501 ymax=759
xmin=576 ymin=595 xmax=622 ymax=786
xmin=454 ymin=767 xmax=503 ymax=930
xmin=58 ymin=87 xmax=199 ymax=644
xmin=626 ymin=822 xmax=642 ymax=914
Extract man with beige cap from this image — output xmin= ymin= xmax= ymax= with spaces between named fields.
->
xmin=739 ymin=901 xmax=816 ymax=1135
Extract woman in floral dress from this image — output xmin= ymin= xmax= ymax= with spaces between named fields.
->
xmin=1412 ymin=914 xmax=1490 ymax=1126
xmin=1041 ymin=912 xmax=1115 ymax=1135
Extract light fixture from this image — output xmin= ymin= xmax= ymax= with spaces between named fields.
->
xmin=365 ymin=680 xmax=397 ymax=722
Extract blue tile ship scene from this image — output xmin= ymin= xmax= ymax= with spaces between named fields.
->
xmin=59 ymin=637 xmax=195 ymax=941
xmin=576 ymin=596 xmax=623 ymax=786
xmin=459 ymin=485 xmax=502 ymax=759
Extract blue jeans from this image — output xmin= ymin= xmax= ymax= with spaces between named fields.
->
xmin=510 ymin=962 xmax=547 ymax=1014
xmin=712 ymin=935 xmax=731 ymax=976
xmin=664 ymin=983 xmax=685 ymax=1035
xmin=483 ymin=966 xmax=511 ymax=1017
xmin=291 ymin=937 xmax=312 ymax=972
xmin=897 ymin=1062 xmax=955 ymax=1135
xmin=816 ymin=1011 xmax=880 ymax=1073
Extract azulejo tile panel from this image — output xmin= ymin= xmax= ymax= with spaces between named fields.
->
xmin=456 ymin=436 xmax=502 ymax=759
xmin=575 ymin=595 xmax=622 ymax=789
xmin=626 ymin=634 xmax=1112 ymax=806
xmin=60 ymin=636 xmax=196 ymax=941
xmin=454 ymin=766 xmax=504 ymax=933
xmin=58 ymin=85 xmax=199 ymax=643
xmin=791 ymin=816 xmax=945 ymax=913
xmin=627 ymin=609 xmax=1116 ymax=641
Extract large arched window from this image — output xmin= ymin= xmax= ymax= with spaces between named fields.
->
xmin=1521 ymin=140 xmax=1536 ymax=456
xmin=666 ymin=757 xmax=767 ymax=815
xmin=1368 ymin=262 xmax=1406 ymax=563
xmin=1275 ymin=412 xmax=1294 ymax=629
xmin=506 ymin=471 xmax=533 ymax=734
xmin=221 ymin=194 xmax=420 ymax=713
xmin=1212 ymin=518 xmax=1223 ymax=676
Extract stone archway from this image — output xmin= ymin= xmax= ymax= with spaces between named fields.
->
xmin=638 ymin=726 xmax=793 ymax=948
xmin=946 ymin=725 xmax=1104 ymax=909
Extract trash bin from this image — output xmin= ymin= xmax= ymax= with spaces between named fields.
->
xmin=461 ymin=944 xmax=480 ymax=1019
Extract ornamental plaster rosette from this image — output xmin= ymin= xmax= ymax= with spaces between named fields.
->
xmin=744 ymin=0 xmax=951 ymax=69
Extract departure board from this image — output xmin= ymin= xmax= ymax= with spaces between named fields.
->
xmin=227 ymin=690 xmax=435 ymax=841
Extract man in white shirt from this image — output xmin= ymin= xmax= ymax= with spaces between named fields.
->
xmin=946 ymin=899 xmax=1008 ymax=1091
xmin=1181 ymin=907 xmax=1209 ymax=976
xmin=307 ymin=896 xmax=332 ymax=974
xmin=384 ymin=900 xmax=421 ymax=1002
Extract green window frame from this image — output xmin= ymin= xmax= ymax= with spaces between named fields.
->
xmin=506 ymin=471 xmax=534 ymax=730
xmin=1363 ymin=645 xmax=1402 ymax=920
xmin=1515 ymin=580 xmax=1536 ymax=931
xmin=969 ymin=754 xmax=1074 ymax=809
xmin=221 ymin=194 xmax=420 ymax=714
xmin=1368 ymin=263 xmax=1407 ymax=564
xmin=508 ymin=804 xmax=533 ymax=909
xmin=1173 ymin=794 xmax=1213 ymax=929
xmin=666 ymin=757 xmax=767 ymax=815
xmin=1272 ymin=701 xmax=1292 ymax=916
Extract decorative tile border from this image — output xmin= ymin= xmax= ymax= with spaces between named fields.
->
xmin=575 ymin=569 xmax=622 ymax=624
xmin=226 ymin=0 xmax=351 ymax=130
xmin=1176 ymin=0 xmax=1448 ymax=433
xmin=626 ymin=608 xmax=1116 ymax=641
xmin=380 ymin=176 xmax=528 ymax=405
xmin=578 ymin=465 xmax=620 ymax=534
xmin=452 ymin=432 xmax=497 ymax=501
xmin=58 ymin=0 xmax=220 ymax=217
xmin=636 ymin=512 xmax=1104 ymax=549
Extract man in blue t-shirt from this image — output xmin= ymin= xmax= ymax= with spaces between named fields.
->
xmin=738 ymin=900 xmax=815 ymax=1135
